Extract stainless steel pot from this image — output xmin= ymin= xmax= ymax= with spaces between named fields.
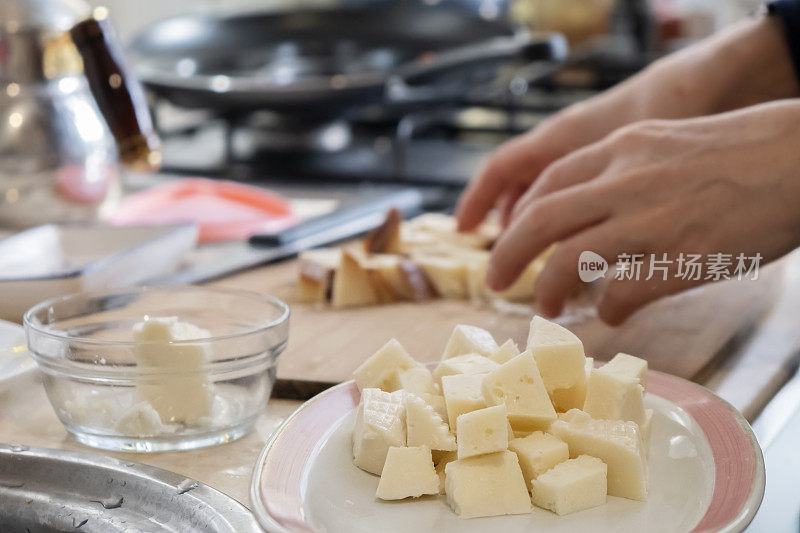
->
xmin=0 ymin=0 xmax=159 ymax=228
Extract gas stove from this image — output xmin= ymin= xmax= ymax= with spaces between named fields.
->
xmin=153 ymin=83 xmax=602 ymax=189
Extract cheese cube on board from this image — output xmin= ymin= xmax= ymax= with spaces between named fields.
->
xmin=549 ymin=409 xmax=647 ymax=501
xmin=433 ymin=354 xmax=499 ymax=385
xmin=582 ymin=369 xmax=647 ymax=427
xmin=397 ymin=367 xmax=436 ymax=396
xmin=376 ymin=446 xmax=440 ymax=500
xmin=508 ymin=431 xmax=569 ymax=490
xmin=331 ymin=249 xmax=380 ymax=307
xmin=353 ymin=339 xmax=419 ymax=392
xmin=456 ymin=404 xmax=509 ymax=459
xmin=532 ymin=455 xmax=607 ymax=515
xmin=352 ymin=389 xmax=407 ymax=475
xmin=481 ymin=351 xmax=557 ymax=432
xmin=406 ymin=394 xmax=457 ymax=451
xmin=489 ymin=339 xmax=520 ymax=365
xmin=413 ymin=255 xmax=469 ymax=299
xmin=527 ymin=316 xmax=587 ymax=393
xmin=550 ymin=357 xmax=593 ymax=412
xmin=466 ymin=257 xmax=543 ymax=302
xmin=442 ymin=374 xmax=486 ymax=433
xmin=602 ymin=353 xmax=649 ymax=389
xmin=441 ymin=325 xmax=499 ymax=360
xmin=298 ymin=274 xmax=326 ymax=303
xmin=444 ymin=451 xmax=532 ymax=518
xmin=133 ymin=317 xmax=213 ymax=425
xmin=297 ymin=248 xmax=340 ymax=302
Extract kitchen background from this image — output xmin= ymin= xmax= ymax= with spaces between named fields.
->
xmin=1 ymin=0 xmax=797 ymax=530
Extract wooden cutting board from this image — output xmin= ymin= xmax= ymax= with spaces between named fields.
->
xmin=209 ymin=254 xmax=785 ymax=384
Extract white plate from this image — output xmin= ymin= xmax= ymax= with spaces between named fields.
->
xmin=0 ymin=319 xmax=33 ymax=381
xmin=251 ymin=371 xmax=764 ymax=533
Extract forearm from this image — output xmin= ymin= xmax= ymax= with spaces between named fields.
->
xmin=703 ymin=16 xmax=800 ymax=112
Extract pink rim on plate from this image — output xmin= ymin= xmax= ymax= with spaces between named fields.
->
xmin=249 ymin=371 xmax=765 ymax=533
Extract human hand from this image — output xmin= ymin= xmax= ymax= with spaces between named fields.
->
xmin=456 ymin=16 xmax=798 ymax=232
xmin=487 ymin=99 xmax=800 ymax=325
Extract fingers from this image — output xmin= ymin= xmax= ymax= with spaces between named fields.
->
xmin=456 ymin=129 xmax=565 ymax=232
xmin=512 ymin=141 xmax=612 ymax=222
xmin=496 ymin=184 xmax=527 ymax=228
xmin=486 ymin=183 xmax=612 ymax=291
xmin=532 ymin=220 xmax=642 ymax=318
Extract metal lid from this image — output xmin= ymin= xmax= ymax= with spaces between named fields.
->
xmin=0 ymin=0 xmax=90 ymax=33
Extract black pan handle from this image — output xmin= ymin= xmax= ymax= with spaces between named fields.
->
xmin=396 ymin=32 xmax=568 ymax=87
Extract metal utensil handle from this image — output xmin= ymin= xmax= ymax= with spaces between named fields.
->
xmin=397 ymin=32 xmax=568 ymax=87
xmin=70 ymin=17 xmax=160 ymax=171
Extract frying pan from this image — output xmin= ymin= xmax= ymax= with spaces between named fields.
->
xmin=128 ymin=4 xmax=567 ymax=117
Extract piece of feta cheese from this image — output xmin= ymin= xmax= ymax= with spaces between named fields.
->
xmin=133 ymin=316 xmax=214 ymax=425
xmin=331 ymin=249 xmax=380 ymax=307
xmin=433 ymin=354 xmax=499 ymax=386
xmin=413 ymin=254 xmax=469 ymax=299
xmin=549 ymin=409 xmax=647 ymax=501
xmin=441 ymin=324 xmax=499 ymax=360
xmin=526 ymin=316 xmax=587 ymax=393
xmin=508 ymin=431 xmax=569 ymax=491
xmin=582 ymin=369 xmax=647 ymax=427
xmin=601 ymin=353 xmax=649 ymax=389
xmin=397 ymin=366 xmax=436 ymax=396
xmin=456 ymin=404 xmax=509 ymax=459
xmin=444 ymin=451 xmax=532 ymax=518
xmin=441 ymin=374 xmax=486 ymax=433
xmin=376 ymin=446 xmax=440 ymax=500
xmin=481 ymin=351 xmax=557 ymax=432
xmin=489 ymin=339 xmax=520 ymax=364
xmin=353 ymin=338 xmax=420 ymax=392
xmin=114 ymin=401 xmax=169 ymax=437
xmin=532 ymin=455 xmax=607 ymax=515
xmin=550 ymin=357 xmax=594 ymax=412
xmin=352 ymin=388 xmax=407 ymax=475
xmin=420 ymin=393 xmax=448 ymax=421
xmin=405 ymin=394 xmax=457 ymax=451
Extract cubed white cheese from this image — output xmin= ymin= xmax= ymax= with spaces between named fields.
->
xmin=114 ymin=402 xmax=169 ymax=437
xmin=549 ymin=409 xmax=647 ymax=501
xmin=420 ymin=393 xmax=448 ymax=422
xmin=413 ymin=255 xmax=469 ymax=299
xmin=353 ymin=388 xmax=407 ymax=475
xmin=582 ymin=369 xmax=647 ymax=427
xmin=331 ymin=249 xmax=380 ymax=307
xmin=405 ymin=394 xmax=457 ymax=451
xmin=441 ymin=374 xmax=486 ymax=433
xmin=601 ymin=353 xmax=648 ymax=389
xmin=532 ymin=455 xmax=607 ymax=515
xmin=481 ymin=351 xmax=557 ymax=432
xmin=444 ymin=451 xmax=532 ymax=518
xmin=550 ymin=357 xmax=593 ymax=412
xmin=508 ymin=431 xmax=569 ymax=491
xmin=397 ymin=366 xmax=436 ymax=396
xmin=433 ymin=354 xmax=499 ymax=386
xmin=527 ymin=316 xmax=587 ymax=393
xmin=353 ymin=338 xmax=420 ymax=392
xmin=456 ymin=404 xmax=509 ymax=459
xmin=441 ymin=325 xmax=499 ymax=360
xmin=489 ymin=339 xmax=520 ymax=364
xmin=376 ymin=446 xmax=440 ymax=500
xmin=133 ymin=316 xmax=213 ymax=425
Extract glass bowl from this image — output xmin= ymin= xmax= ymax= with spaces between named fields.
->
xmin=24 ymin=286 xmax=289 ymax=452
